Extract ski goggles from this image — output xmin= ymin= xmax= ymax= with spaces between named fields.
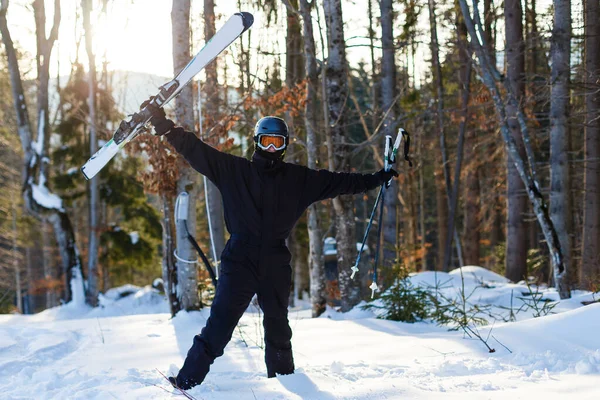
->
xmin=256 ymin=134 xmax=287 ymax=151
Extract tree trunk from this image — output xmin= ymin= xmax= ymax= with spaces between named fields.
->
xmin=161 ymin=194 xmax=181 ymax=316
xmin=0 ymin=0 xmax=85 ymax=304
xmin=286 ymin=0 xmax=304 ymax=87
xmin=299 ymin=0 xmax=327 ymax=317
xmin=549 ymin=0 xmax=572 ymax=286
xmin=25 ymin=245 xmax=33 ymax=314
xmin=417 ymin=131 xmax=428 ymax=271
xmin=322 ymin=0 xmax=360 ymax=311
xmin=429 ymin=0 xmax=463 ymax=271
xmin=430 ymin=0 xmax=449 ymax=270
xmin=380 ymin=0 xmax=399 ymax=267
xmin=454 ymin=4 xmax=478 ymax=266
xmin=291 ymin=224 xmax=309 ymax=305
xmin=12 ymin=206 xmax=22 ymax=313
xmin=581 ymin=0 xmax=600 ymax=289
xmin=42 ymin=221 xmax=55 ymax=308
xmin=368 ymin=0 xmax=378 ymax=133
xmin=504 ymin=0 xmax=528 ymax=282
xmin=203 ymin=0 xmax=226 ymax=268
xmin=82 ymin=0 xmax=99 ymax=306
xmin=483 ymin=0 xmax=495 ymax=66
xmin=435 ymin=173 xmax=448 ymax=271
xmin=172 ymin=0 xmax=200 ymax=311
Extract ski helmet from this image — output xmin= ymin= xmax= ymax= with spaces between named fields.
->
xmin=253 ymin=116 xmax=289 ymax=160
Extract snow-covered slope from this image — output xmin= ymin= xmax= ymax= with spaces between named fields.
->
xmin=1 ymin=272 xmax=599 ymax=399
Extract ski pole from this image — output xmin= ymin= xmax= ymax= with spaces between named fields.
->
xmin=351 ymin=186 xmax=384 ymax=279
xmin=369 ymin=135 xmax=393 ymax=298
xmin=351 ymin=128 xmax=412 ymax=295
xmin=351 ymin=135 xmax=393 ymax=279
xmin=370 ymin=176 xmax=387 ymax=298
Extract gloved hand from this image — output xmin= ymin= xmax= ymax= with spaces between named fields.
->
xmin=140 ymin=98 xmax=174 ymax=136
xmin=376 ymin=167 xmax=399 ymax=187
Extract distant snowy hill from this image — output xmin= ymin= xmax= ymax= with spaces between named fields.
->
xmin=1 ymin=267 xmax=599 ymax=399
xmin=50 ymin=70 xmax=168 ymax=116
xmin=51 ymin=70 xmax=243 ymax=116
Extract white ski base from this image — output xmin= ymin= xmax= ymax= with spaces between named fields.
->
xmin=164 ymin=13 xmax=249 ymax=104
xmin=81 ymin=139 xmax=120 ymax=180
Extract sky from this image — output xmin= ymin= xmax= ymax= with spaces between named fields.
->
xmin=5 ymin=0 xmax=386 ymax=83
xmin=8 ymin=0 xmax=184 ymax=79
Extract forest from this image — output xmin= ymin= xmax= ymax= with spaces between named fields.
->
xmin=0 ymin=0 xmax=598 ymax=318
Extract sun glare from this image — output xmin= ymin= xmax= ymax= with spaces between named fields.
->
xmin=85 ymin=0 xmax=173 ymax=78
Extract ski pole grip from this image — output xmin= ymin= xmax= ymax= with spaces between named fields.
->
xmin=384 ymin=135 xmax=392 ymax=171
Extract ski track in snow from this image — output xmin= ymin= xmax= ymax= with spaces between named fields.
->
xmin=1 ymin=271 xmax=600 ymax=399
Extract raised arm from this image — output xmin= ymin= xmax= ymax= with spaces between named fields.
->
xmin=145 ymin=103 xmax=234 ymax=186
xmin=165 ymin=127 xmax=235 ymax=185
xmin=303 ymin=167 xmax=398 ymax=205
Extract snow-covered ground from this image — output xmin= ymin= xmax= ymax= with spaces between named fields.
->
xmin=1 ymin=266 xmax=599 ymax=399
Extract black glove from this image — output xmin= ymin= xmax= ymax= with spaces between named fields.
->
xmin=376 ymin=167 xmax=399 ymax=187
xmin=140 ymin=98 xmax=174 ymax=136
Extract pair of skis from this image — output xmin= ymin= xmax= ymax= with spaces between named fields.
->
xmin=351 ymin=129 xmax=412 ymax=298
xmin=80 ymin=12 xmax=254 ymax=180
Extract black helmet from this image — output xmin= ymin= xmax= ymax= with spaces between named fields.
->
xmin=254 ymin=116 xmax=288 ymax=138
xmin=253 ymin=116 xmax=289 ymax=160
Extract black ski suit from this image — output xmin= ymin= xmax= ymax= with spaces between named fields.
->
xmin=165 ymin=126 xmax=388 ymax=388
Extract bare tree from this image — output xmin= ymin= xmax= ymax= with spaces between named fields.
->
xmin=367 ymin=0 xmax=379 ymax=133
xmin=172 ymin=0 xmax=200 ymax=311
xmin=322 ymin=0 xmax=360 ymax=311
xmin=380 ymin=0 xmax=399 ymax=267
xmin=428 ymin=0 xmax=464 ymax=271
xmin=82 ymin=0 xmax=99 ymax=306
xmin=12 ymin=205 xmax=22 ymax=313
xmin=299 ymin=0 xmax=326 ymax=317
xmin=483 ymin=0 xmax=495 ymax=65
xmin=580 ymin=0 xmax=600 ymax=289
xmin=451 ymin=2 xmax=478 ymax=266
xmin=0 ymin=0 xmax=85 ymax=304
xmin=549 ymin=0 xmax=572 ymax=286
xmin=504 ymin=0 xmax=528 ymax=282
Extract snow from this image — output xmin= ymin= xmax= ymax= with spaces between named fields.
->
xmin=129 ymin=231 xmax=140 ymax=245
xmin=69 ymin=266 xmax=86 ymax=308
xmin=31 ymin=182 xmax=64 ymax=211
xmin=1 ymin=268 xmax=599 ymax=399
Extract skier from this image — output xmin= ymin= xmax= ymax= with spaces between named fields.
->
xmin=144 ymin=104 xmax=398 ymax=390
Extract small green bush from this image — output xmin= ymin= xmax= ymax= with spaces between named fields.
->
xmin=363 ymin=265 xmax=433 ymax=323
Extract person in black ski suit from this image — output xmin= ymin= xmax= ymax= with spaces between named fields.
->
xmin=145 ymin=104 xmax=398 ymax=390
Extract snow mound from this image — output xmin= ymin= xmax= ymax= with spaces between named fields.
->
xmin=319 ymin=301 xmax=375 ymax=320
xmin=95 ymin=285 xmax=168 ymax=317
xmin=448 ymin=265 xmax=510 ymax=283
xmin=488 ymin=303 xmax=600 ymax=374
xmin=408 ymin=266 xmax=508 ymax=290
